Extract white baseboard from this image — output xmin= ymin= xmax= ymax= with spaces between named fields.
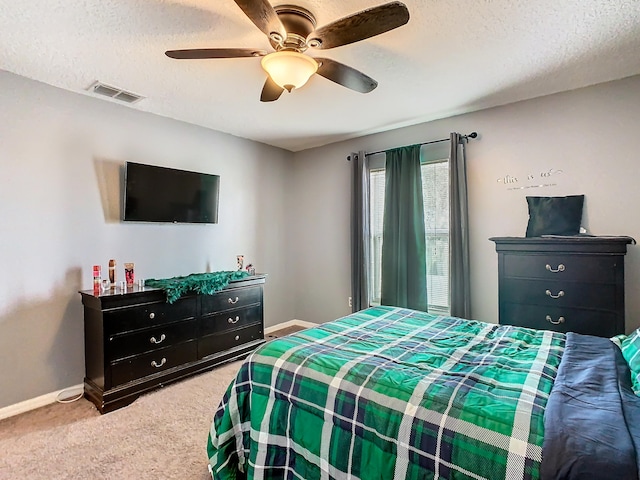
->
xmin=265 ymin=319 xmax=316 ymax=334
xmin=0 ymin=384 xmax=84 ymax=421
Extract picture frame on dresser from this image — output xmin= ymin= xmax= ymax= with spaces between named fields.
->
xmin=79 ymin=274 xmax=266 ymax=413
xmin=490 ymin=237 xmax=634 ymax=337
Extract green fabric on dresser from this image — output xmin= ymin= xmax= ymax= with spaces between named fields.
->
xmin=145 ymin=270 xmax=249 ymax=303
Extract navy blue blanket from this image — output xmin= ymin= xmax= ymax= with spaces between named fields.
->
xmin=542 ymin=333 xmax=640 ymax=479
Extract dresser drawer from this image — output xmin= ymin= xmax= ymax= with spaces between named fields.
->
xmin=110 ymin=340 xmax=197 ymax=387
xmin=199 ymin=323 xmax=264 ymax=359
xmin=201 ymin=305 xmax=262 ymax=336
xmin=200 ymin=286 xmax=262 ymax=313
xmin=104 ymin=297 xmax=197 ymax=334
xmin=501 ymin=278 xmax=615 ymax=310
xmin=107 ymin=319 xmax=197 ymax=361
xmin=503 ymin=304 xmax=619 ymax=337
xmin=80 ymin=275 xmax=267 ymax=413
xmin=503 ymin=254 xmax=619 ymax=283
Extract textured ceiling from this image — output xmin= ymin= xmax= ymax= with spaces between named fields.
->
xmin=1 ymin=0 xmax=640 ymax=152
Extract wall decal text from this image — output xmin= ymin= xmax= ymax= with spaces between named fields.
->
xmin=497 ymin=169 xmax=564 ymax=190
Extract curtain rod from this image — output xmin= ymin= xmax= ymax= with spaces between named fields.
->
xmin=360 ymin=131 xmax=478 ymax=158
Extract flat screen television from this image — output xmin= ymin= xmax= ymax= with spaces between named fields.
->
xmin=123 ymin=162 xmax=220 ymax=224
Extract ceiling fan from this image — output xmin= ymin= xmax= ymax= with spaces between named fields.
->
xmin=165 ymin=0 xmax=410 ymax=102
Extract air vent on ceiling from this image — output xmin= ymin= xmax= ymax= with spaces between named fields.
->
xmin=87 ymin=81 xmax=144 ymax=104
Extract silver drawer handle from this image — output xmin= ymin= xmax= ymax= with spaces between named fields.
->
xmin=546 ymin=315 xmax=565 ymax=325
xmin=149 ymin=312 xmax=155 ymax=319
xmin=228 ymin=296 xmax=240 ymax=304
xmin=545 ymin=264 xmax=565 ymax=273
xmin=545 ymin=289 xmax=565 ymax=299
xmin=235 ymin=335 xmax=240 ymax=341
xmin=151 ymin=357 xmax=167 ymax=368
xmin=150 ymin=333 xmax=166 ymax=344
xmin=228 ymin=316 xmax=240 ymax=324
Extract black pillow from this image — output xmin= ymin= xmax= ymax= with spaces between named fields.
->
xmin=525 ymin=195 xmax=584 ymax=237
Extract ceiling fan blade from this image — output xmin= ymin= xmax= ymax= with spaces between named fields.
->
xmin=260 ymin=76 xmax=285 ymax=102
xmin=315 ymin=58 xmax=377 ymax=93
xmin=307 ymin=1 xmax=409 ymax=50
xmin=233 ymin=0 xmax=287 ymax=40
xmin=165 ymin=48 xmax=267 ymax=59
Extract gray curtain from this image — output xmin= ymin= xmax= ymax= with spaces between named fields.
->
xmin=350 ymin=151 xmax=370 ymax=312
xmin=449 ymin=133 xmax=471 ymax=318
xmin=380 ymin=145 xmax=428 ymax=311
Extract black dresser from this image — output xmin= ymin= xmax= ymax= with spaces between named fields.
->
xmin=490 ymin=237 xmax=633 ymax=337
xmin=80 ymin=275 xmax=265 ymax=413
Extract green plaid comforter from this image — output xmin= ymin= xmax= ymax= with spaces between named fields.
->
xmin=208 ymin=306 xmax=565 ymax=479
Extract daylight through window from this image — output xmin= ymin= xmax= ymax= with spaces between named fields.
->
xmin=369 ymin=159 xmax=450 ymax=313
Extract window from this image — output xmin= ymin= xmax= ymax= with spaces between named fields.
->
xmin=369 ymin=158 xmax=450 ymax=313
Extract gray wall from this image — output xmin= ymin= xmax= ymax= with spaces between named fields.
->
xmin=0 ymin=71 xmax=294 ymax=408
xmin=291 ymin=75 xmax=640 ymax=330
xmin=3 ymin=69 xmax=640 ymax=410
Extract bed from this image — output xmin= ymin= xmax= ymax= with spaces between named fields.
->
xmin=207 ymin=306 xmax=640 ymax=479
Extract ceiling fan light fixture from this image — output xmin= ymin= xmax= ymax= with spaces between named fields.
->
xmin=261 ymin=51 xmax=318 ymax=92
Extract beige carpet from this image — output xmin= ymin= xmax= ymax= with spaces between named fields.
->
xmin=0 ymin=326 xmax=308 ymax=479
xmin=0 ymin=360 xmax=243 ymax=480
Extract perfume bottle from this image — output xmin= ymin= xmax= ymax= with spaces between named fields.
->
xmin=108 ymin=259 xmax=116 ymax=286
xmin=93 ymin=265 xmax=101 ymax=293
xmin=125 ymin=262 xmax=134 ymax=286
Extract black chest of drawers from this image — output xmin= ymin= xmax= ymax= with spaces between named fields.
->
xmin=80 ymin=275 xmax=265 ymax=413
xmin=490 ymin=237 xmax=633 ymax=337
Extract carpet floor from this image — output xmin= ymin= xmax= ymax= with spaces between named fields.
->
xmin=0 ymin=325 xmax=306 ymax=479
xmin=0 ymin=359 xmax=242 ymax=480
